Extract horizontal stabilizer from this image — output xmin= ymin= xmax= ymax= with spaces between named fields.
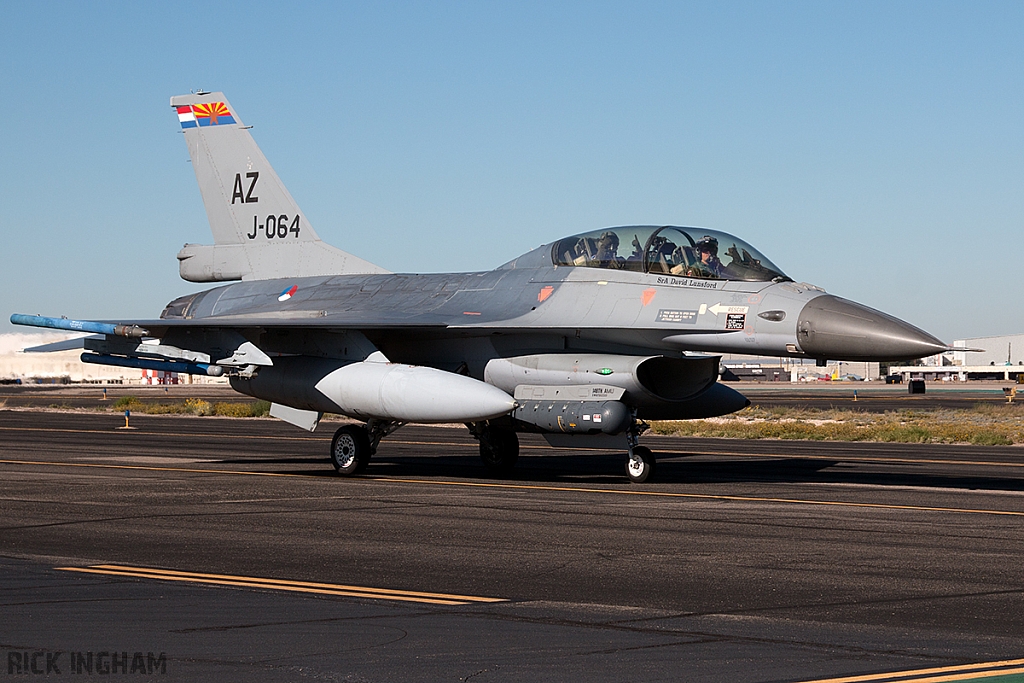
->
xmin=23 ymin=335 xmax=99 ymax=353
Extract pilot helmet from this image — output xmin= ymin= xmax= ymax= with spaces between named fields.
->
xmin=695 ymin=235 xmax=718 ymax=256
xmin=598 ymin=231 xmax=619 ymax=247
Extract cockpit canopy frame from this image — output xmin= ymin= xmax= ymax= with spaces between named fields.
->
xmin=551 ymin=226 xmax=789 ymax=282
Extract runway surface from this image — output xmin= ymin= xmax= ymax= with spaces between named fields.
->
xmin=2 ymin=409 xmax=1023 ymax=681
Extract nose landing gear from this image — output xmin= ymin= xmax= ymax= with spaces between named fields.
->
xmin=625 ymin=419 xmax=655 ymax=483
xmin=626 ymin=445 xmax=656 ymax=483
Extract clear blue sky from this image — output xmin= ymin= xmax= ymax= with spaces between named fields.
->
xmin=2 ymin=1 xmax=1021 ymax=342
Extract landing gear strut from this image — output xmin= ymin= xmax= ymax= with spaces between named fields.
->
xmin=330 ymin=419 xmax=404 ymax=476
xmin=625 ymin=418 xmax=655 ymax=483
xmin=469 ymin=422 xmax=520 ymax=476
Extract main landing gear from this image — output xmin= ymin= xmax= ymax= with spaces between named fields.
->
xmin=329 ymin=419 xmax=404 ymax=476
xmin=468 ymin=422 xmax=520 ymax=476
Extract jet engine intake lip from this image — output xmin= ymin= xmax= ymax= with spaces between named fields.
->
xmin=634 ymin=355 xmax=718 ymax=401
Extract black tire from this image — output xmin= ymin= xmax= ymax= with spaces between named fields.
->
xmin=331 ymin=425 xmax=371 ymax=476
xmin=626 ymin=446 xmax=656 ymax=483
xmin=479 ymin=428 xmax=519 ymax=475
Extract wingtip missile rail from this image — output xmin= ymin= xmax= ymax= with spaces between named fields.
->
xmin=10 ymin=314 xmax=149 ymax=339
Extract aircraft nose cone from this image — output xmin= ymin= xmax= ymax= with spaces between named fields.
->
xmin=796 ymin=295 xmax=947 ymax=361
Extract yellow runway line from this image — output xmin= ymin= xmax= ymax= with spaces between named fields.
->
xmin=89 ymin=564 xmax=505 ymax=602
xmin=57 ymin=564 xmax=505 ymax=606
xmin=903 ymin=668 xmax=1024 ymax=683
xmin=798 ymin=658 xmax=1024 ymax=683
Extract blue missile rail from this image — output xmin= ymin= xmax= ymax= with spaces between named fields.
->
xmin=10 ymin=314 xmax=149 ymax=338
xmin=80 ymin=354 xmax=224 ymax=377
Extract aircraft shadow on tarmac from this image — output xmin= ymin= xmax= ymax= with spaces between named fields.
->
xmin=216 ymin=450 xmax=1024 ymax=492
xmin=651 ymin=455 xmax=1024 ymax=492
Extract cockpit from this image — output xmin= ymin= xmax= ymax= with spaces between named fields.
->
xmin=551 ymin=226 xmax=789 ymax=282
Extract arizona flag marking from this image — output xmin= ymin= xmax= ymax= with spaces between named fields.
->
xmin=193 ymin=102 xmax=235 ymax=126
xmin=177 ymin=102 xmax=236 ymax=128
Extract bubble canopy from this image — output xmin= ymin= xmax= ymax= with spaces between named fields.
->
xmin=551 ymin=226 xmax=789 ymax=282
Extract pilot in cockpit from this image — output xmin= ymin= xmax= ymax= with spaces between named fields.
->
xmin=595 ymin=231 xmax=624 ymax=268
xmin=686 ymin=235 xmax=725 ymax=278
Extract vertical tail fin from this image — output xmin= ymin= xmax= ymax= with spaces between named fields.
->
xmin=171 ymin=91 xmax=387 ymax=282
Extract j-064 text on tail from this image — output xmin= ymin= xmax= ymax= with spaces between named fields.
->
xmin=248 ymin=214 xmax=301 ymax=240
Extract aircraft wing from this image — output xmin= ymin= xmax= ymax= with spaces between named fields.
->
xmin=13 ymin=310 xmax=757 ymax=345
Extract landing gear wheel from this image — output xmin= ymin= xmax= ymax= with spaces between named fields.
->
xmin=626 ymin=446 xmax=656 ymax=483
xmin=479 ymin=428 xmax=519 ymax=476
xmin=331 ymin=425 xmax=371 ymax=476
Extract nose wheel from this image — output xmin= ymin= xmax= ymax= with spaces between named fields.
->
xmin=626 ymin=446 xmax=656 ymax=483
xmin=624 ymin=417 xmax=655 ymax=483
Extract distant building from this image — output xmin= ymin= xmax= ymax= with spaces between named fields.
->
xmin=951 ymin=334 xmax=1024 ymax=368
xmin=890 ymin=333 xmax=1024 ymax=382
xmin=0 ymin=333 xmax=225 ymax=384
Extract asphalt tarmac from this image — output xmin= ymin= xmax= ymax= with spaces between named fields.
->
xmin=2 ymin=409 xmax=1023 ymax=682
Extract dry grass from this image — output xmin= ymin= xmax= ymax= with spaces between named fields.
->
xmin=110 ymin=395 xmax=270 ymax=417
xmin=650 ymin=404 xmax=1024 ymax=445
xmin=211 ymin=400 xmax=272 ymax=417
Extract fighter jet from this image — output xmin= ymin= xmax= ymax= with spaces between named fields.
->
xmin=12 ymin=91 xmax=948 ymax=482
